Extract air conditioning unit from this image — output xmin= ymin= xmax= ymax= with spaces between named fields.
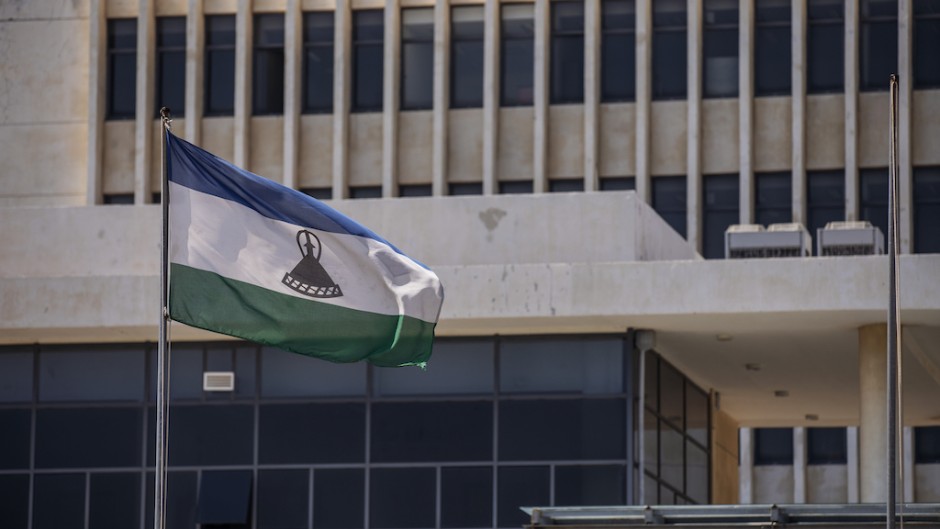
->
xmin=725 ymin=223 xmax=811 ymax=259
xmin=817 ymin=221 xmax=885 ymax=256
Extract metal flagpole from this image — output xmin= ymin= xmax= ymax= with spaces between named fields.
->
xmin=886 ymin=75 xmax=901 ymax=529
xmin=156 ymin=107 xmax=173 ymax=529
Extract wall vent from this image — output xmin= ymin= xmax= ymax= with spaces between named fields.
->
xmin=817 ymin=221 xmax=885 ymax=256
xmin=203 ymin=371 xmax=235 ymax=392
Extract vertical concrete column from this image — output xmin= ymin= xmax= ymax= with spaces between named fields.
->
xmin=432 ymin=1 xmax=451 ymax=197
xmin=687 ymin=0 xmax=703 ymax=252
xmin=847 ymin=426 xmax=860 ymax=502
xmin=898 ymin=0 xmax=913 ymax=253
xmin=738 ymin=0 xmax=754 ymax=224
xmin=794 ymin=427 xmax=807 ymax=503
xmin=859 ymin=323 xmax=888 ymax=502
xmin=482 ymin=0 xmax=500 ymax=195
xmin=739 ymin=427 xmax=754 ymax=504
xmin=185 ymin=0 xmax=205 ymax=145
xmin=283 ymin=0 xmax=302 ymax=189
xmin=903 ymin=426 xmax=915 ymax=502
xmin=234 ymin=0 xmax=253 ymax=169
xmin=583 ymin=0 xmax=601 ymax=191
xmin=533 ymin=0 xmax=550 ymax=194
xmin=135 ymin=0 xmax=156 ymax=204
xmin=635 ymin=0 xmax=652 ymax=203
xmin=382 ymin=0 xmax=402 ymax=197
xmin=791 ymin=0 xmax=807 ymax=225
xmin=333 ymin=0 xmax=351 ymax=199
xmin=86 ymin=0 xmax=107 ymax=205
xmin=844 ymin=0 xmax=859 ymax=221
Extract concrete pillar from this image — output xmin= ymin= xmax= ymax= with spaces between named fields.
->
xmin=687 ymin=0 xmax=703 ymax=252
xmin=738 ymin=0 xmax=754 ymax=225
xmin=234 ymin=0 xmax=253 ymax=169
xmin=283 ymin=0 xmax=302 ymax=189
xmin=859 ymin=323 xmax=888 ymax=502
xmin=333 ymin=0 xmax=351 ymax=199
xmin=898 ymin=0 xmax=913 ymax=253
xmin=482 ymin=0 xmax=500 ymax=196
xmin=635 ymin=0 xmax=652 ymax=203
xmin=431 ymin=0 xmax=450 ymax=197
xmin=583 ymin=0 xmax=600 ymax=191
xmin=86 ymin=0 xmax=107 ymax=205
xmin=844 ymin=0 xmax=859 ymax=221
xmin=791 ymin=0 xmax=806 ymax=225
xmin=903 ymin=426 xmax=915 ymax=502
xmin=794 ymin=427 xmax=807 ymax=503
xmin=382 ymin=0 xmax=401 ymax=198
xmin=739 ymin=427 xmax=754 ymax=504
xmin=184 ymin=0 xmax=205 ymax=144
xmin=847 ymin=426 xmax=860 ymax=502
xmin=135 ymin=0 xmax=156 ymax=204
xmin=533 ymin=0 xmax=550 ymax=193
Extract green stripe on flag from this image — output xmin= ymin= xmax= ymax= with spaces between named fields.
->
xmin=169 ymin=263 xmax=435 ymax=368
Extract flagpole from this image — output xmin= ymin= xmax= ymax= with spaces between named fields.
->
xmin=156 ymin=107 xmax=172 ymax=529
xmin=886 ymin=75 xmax=901 ymax=529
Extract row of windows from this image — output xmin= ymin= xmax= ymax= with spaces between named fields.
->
xmin=105 ymin=0 xmax=940 ymax=119
xmin=753 ymin=426 xmax=940 ymax=466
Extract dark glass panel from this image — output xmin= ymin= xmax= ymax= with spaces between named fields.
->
xmin=551 ymin=1 xmax=585 ymax=104
xmin=441 ymin=467 xmax=493 ymax=528
xmin=372 ymin=401 xmax=492 ymax=462
xmin=686 ymin=440 xmax=709 ymax=503
xmin=400 ymin=184 xmax=433 ymax=197
xmin=653 ymin=30 xmax=687 ymax=99
xmin=601 ymin=0 xmax=635 ymax=102
xmin=755 ymin=172 xmax=792 ymax=226
xmin=501 ymin=5 xmax=535 ymax=106
xmin=703 ymin=0 xmax=739 ymax=98
xmin=207 ymin=14 xmax=236 ymax=45
xmin=205 ymin=15 xmax=236 ymax=115
xmin=197 ymin=470 xmax=253 ymax=524
xmin=549 ymin=178 xmax=585 ymax=192
xmin=305 ymin=10 xmax=335 ymax=41
xmin=108 ymin=17 xmax=138 ymax=48
xmin=755 ymin=20 xmax=791 ymax=95
xmin=498 ymin=180 xmax=533 ymax=194
xmin=254 ymin=14 xmax=285 ymax=115
xmin=103 ymin=193 xmax=134 ymax=204
xmin=860 ymin=168 xmax=889 ymax=242
xmin=0 ymin=409 xmax=29 ymax=470
xmin=642 ymin=409 xmax=659 ymax=474
xmin=860 ymin=0 xmax=898 ymax=91
xmin=660 ymin=421 xmax=684 ymax=490
xmin=33 ymin=473 xmax=85 ymax=529
xmin=206 ymin=344 xmax=233 ymax=371
xmin=600 ymin=176 xmax=636 ymax=190
xmin=806 ymin=170 xmax=845 ymax=250
xmin=555 ymin=465 xmax=626 ymax=506
xmin=652 ymin=176 xmax=687 ymax=237
xmin=703 ymin=174 xmax=739 ymax=259
xmin=36 ymin=407 xmax=142 ymax=468
xmin=314 ymin=468 xmax=365 ymax=529
xmin=258 ymin=469 xmax=309 ymax=529
xmin=401 ymin=8 xmax=434 ymax=110
xmin=914 ymin=167 xmax=940 ymax=253
xmin=915 ymin=426 xmax=940 ymax=463
xmin=807 ymin=0 xmax=844 ymax=93
xmin=451 ymin=34 xmax=484 ymax=108
xmin=374 ymin=338 xmax=494 ymax=396
xmin=145 ymin=471 xmax=199 ymax=529
xmin=754 ymin=427 xmax=794 ymax=465
xmin=352 ymin=10 xmax=384 ymax=112
xmin=349 ymin=185 xmax=383 ymax=199
xmin=686 ymin=382 xmax=709 ymax=446
xmin=40 ymin=348 xmax=145 ymax=402
xmin=261 ymin=346 xmax=366 ymax=397
xmin=914 ymin=1 xmax=940 ymax=87
xmin=89 ymin=473 xmax=140 ymax=529
xmin=302 ymin=187 xmax=334 ymax=200
xmin=370 ymin=468 xmax=435 ymax=529
xmin=303 ymin=11 xmax=335 ymax=114
xmin=159 ymin=405 xmax=254 ymax=466
xmin=643 ymin=350 xmax=659 ymax=409
xmin=497 ymin=466 xmax=549 ymax=527
xmin=0 ymin=475 xmax=28 ymax=529
xmin=808 ymin=427 xmax=847 ymax=464
xmin=500 ymin=337 xmax=624 ymax=394
xmin=499 ymin=398 xmax=626 ymax=461
xmin=449 ymin=182 xmax=483 ymax=195
xmin=108 ymin=52 xmax=137 ymax=119
xmin=234 ymin=345 xmax=257 ymax=399
xmin=259 ymin=403 xmax=365 ymax=464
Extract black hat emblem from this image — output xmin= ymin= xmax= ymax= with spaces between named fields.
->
xmin=282 ymin=230 xmax=343 ymax=298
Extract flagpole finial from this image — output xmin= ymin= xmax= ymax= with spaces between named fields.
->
xmin=160 ymin=107 xmax=173 ymax=129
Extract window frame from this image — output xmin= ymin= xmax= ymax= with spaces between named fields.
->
xmin=550 ymin=0 xmax=586 ymax=104
xmin=302 ymin=11 xmax=335 ymax=114
xmin=204 ymin=14 xmax=237 ymax=116
xmin=450 ymin=5 xmax=485 ymax=109
xmin=754 ymin=0 xmax=792 ymax=97
xmin=652 ymin=0 xmax=687 ymax=100
xmin=106 ymin=18 xmax=138 ymax=120
xmin=807 ymin=0 xmax=845 ymax=94
xmin=351 ymin=9 xmax=385 ymax=113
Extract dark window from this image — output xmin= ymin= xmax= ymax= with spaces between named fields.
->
xmin=400 ymin=183 xmax=433 ymax=197
xmin=370 ymin=468 xmax=436 ymax=529
xmin=254 ymin=14 xmax=285 ymax=115
xmin=301 ymin=187 xmax=333 ymax=200
xmin=353 ymin=10 xmax=384 ymax=112
xmin=555 ymin=465 xmax=626 ymax=506
xmin=260 ymin=345 xmax=366 ymax=397
xmin=808 ymin=0 xmax=844 ymax=93
xmin=860 ymin=0 xmax=898 ymax=91
xmin=859 ymin=168 xmax=889 ymax=242
xmin=349 ymin=185 xmax=382 ymax=199
xmin=441 ymin=467 xmax=493 ymax=528
xmin=755 ymin=172 xmax=792 ymax=226
xmin=551 ymin=0 xmax=585 ymax=104
xmin=197 ymin=470 xmax=253 ymax=525
xmin=449 ymin=182 xmax=483 ymax=195
xmin=258 ymin=469 xmax=309 ymax=529
xmin=36 ymin=408 xmax=142 ymax=468
xmin=33 ymin=473 xmax=85 ymax=529
xmin=0 ymin=350 xmax=32 ymax=402
xmin=914 ymin=0 xmax=940 ymax=88
xmin=652 ymin=176 xmax=687 ymax=237
xmin=205 ymin=15 xmax=236 ymax=115
xmin=314 ymin=469 xmax=365 ymax=529
xmin=703 ymin=174 xmax=739 ymax=258
xmin=703 ymin=0 xmax=739 ymax=98
xmin=89 ymin=473 xmax=140 ymax=529
xmin=371 ymin=401 xmax=492 ymax=462
xmin=602 ymin=0 xmax=636 ymax=102
xmin=660 ymin=421 xmax=684 ymax=489
xmin=601 ymin=176 xmax=636 ymax=190
xmin=807 ymin=170 xmax=845 ymax=250
xmin=807 ymin=427 xmax=847 ymax=464
xmin=303 ymin=11 xmax=335 ymax=114
xmin=40 ymin=348 xmax=145 ymax=402
xmin=913 ymin=167 xmax=940 ymax=253
xmin=754 ymin=427 xmax=793 ymax=465
xmin=103 ymin=192 xmax=134 ymax=204
xmin=402 ymin=8 xmax=434 ymax=111
xmin=499 ymin=180 xmax=533 ymax=194
xmin=755 ymin=0 xmax=791 ymax=96
xmin=234 ymin=345 xmax=257 ymax=400
xmin=653 ymin=0 xmax=687 ymax=100
xmin=259 ymin=403 xmax=365 ymax=464
xmin=107 ymin=18 xmax=137 ymax=119
xmin=686 ymin=383 xmax=709 ymax=446
xmin=915 ymin=426 xmax=940 ymax=463
xmin=498 ymin=466 xmax=550 ymax=527
xmin=686 ymin=440 xmax=709 ymax=503
xmin=0 ymin=409 xmax=31 ymax=470
xmin=155 ymin=17 xmax=186 ymax=117
xmin=550 ymin=178 xmax=585 ymax=192
xmin=502 ymin=4 xmax=535 ymax=106
xmin=499 ymin=337 xmax=624 ymax=394
xmin=0 ymin=475 xmax=29 ymax=529
xmin=452 ymin=6 xmax=485 ymax=108
xmin=660 ymin=361 xmax=685 ymax=428
xmin=159 ymin=404 xmax=254 ymax=466
xmin=499 ymin=399 xmax=626 ymax=460
xmin=145 ymin=471 xmax=199 ymax=529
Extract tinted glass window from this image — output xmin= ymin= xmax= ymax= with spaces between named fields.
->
xmin=555 ymin=465 xmax=626 ymax=505
xmin=372 ymin=401 xmax=492 ymax=462
xmin=259 ymin=403 xmax=365 ymax=464
xmin=808 ymin=0 xmax=844 ymax=93
xmin=807 ymin=170 xmax=845 ymax=251
xmin=686 ymin=440 xmax=709 ymax=503
xmin=498 ymin=466 xmax=549 ymax=527
xmin=89 ymin=473 xmax=141 ymax=529
xmin=551 ymin=1 xmax=585 ymax=103
xmin=500 ymin=337 xmax=624 ymax=394
xmin=660 ymin=361 xmax=684 ymax=428
xmin=600 ymin=176 xmax=636 ymax=190
xmin=0 ymin=475 xmax=29 ymax=529
xmin=499 ymin=180 xmax=533 ymax=194
xmin=653 ymin=0 xmax=687 ymax=100
xmin=915 ymin=426 xmax=940 ymax=463
xmin=353 ymin=10 xmax=384 ymax=112
xmin=0 ymin=350 xmax=32 ymax=402
xmin=402 ymin=8 xmax=434 ymax=110
xmin=807 ymin=427 xmax=847 ymax=464
xmin=502 ymin=4 xmax=535 ymax=106
xmin=859 ymin=168 xmax=889 ymax=242
xmin=374 ymin=339 xmax=493 ymax=396
xmin=314 ymin=469 xmax=365 ymax=529
xmin=107 ymin=18 xmax=137 ymax=119
xmin=703 ymin=174 xmax=739 ymax=258
xmin=660 ymin=422 xmax=684 ymax=489
xmin=452 ymin=6 xmax=485 ymax=108
xmin=441 ymin=467 xmax=493 ymax=528
xmin=755 ymin=172 xmax=792 ymax=226
xmin=549 ymin=178 xmax=585 ymax=192
xmin=161 ymin=405 xmax=254 ymax=466
xmin=254 ymin=14 xmax=285 ymax=115
xmin=499 ymin=398 xmax=626 ymax=460
xmin=400 ymin=183 xmax=433 ymax=197
xmin=370 ymin=468 xmax=436 ymax=529
xmin=652 ymin=176 xmax=687 ymax=237
xmin=40 ymin=348 xmax=144 ymax=402
xmin=914 ymin=0 xmax=940 ymax=88
xmin=156 ymin=17 xmax=186 ymax=116
xmin=860 ymin=0 xmax=897 ymax=91
xmin=234 ymin=345 xmax=257 ymax=399
xmin=258 ymin=469 xmax=309 ymax=529
xmin=302 ymin=187 xmax=334 ymax=200
xmin=449 ymin=182 xmax=484 ymax=195
xmin=36 ymin=407 xmax=142 ymax=468
xmin=350 ymin=185 xmax=383 ymax=198
xmin=205 ymin=15 xmax=236 ymax=115
xmin=754 ymin=427 xmax=793 ymax=465
xmin=913 ymin=167 xmax=940 ymax=253
xmin=197 ymin=470 xmax=253 ymax=524
xmin=602 ymin=0 xmax=635 ymax=102
xmin=261 ymin=346 xmax=366 ymax=397
xmin=34 ymin=474 xmax=85 ymax=529
xmin=703 ymin=0 xmax=739 ymax=98
xmin=686 ymin=383 xmax=709 ymax=446
xmin=755 ymin=0 xmax=791 ymax=96
xmin=0 ymin=409 xmax=31 ymax=470
xmin=304 ymin=11 xmax=335 ymax=113
xmin=144 ymin=471 xmax=199 ymax=529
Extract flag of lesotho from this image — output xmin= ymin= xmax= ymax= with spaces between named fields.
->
xmin=165 ymin=131 xmax=443 ymax=367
